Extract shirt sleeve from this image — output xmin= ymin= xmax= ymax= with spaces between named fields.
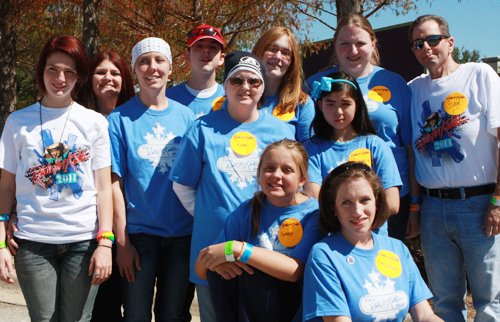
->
xmin=296 ymin=97 xmax=316 ymax=143
xmin=370 ymin=137 xmax=403 ymax=190
xmin=0 ymin=117 xmax=18 ymax=174
xmin=107 ymin=112 xmax=127 ymax=178
xmin=479 ymin=64 xmax=500 ymax=135
xmin=91 ymin=114 xmax=111 ymax=171
xmin=289 ymin=208 xmax=323 ymax=263
xmin=305 ymin=140 xmax=324 ymax=185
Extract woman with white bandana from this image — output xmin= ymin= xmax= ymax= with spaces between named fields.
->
xmin=107 ymin=37 xmax=196 ymax=321
xmin=170 ymin=51 xmax=294 ymax=322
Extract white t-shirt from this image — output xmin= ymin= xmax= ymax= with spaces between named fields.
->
xmin=408 ymin=63 xmax=500 ymax=189
xmin=0 ymin=102 xmax=111 ymax=243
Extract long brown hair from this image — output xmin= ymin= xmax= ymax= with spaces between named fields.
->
xmin=252 ymin=27 xmax=308 ymax=115
xmin=251 ymin=139 xmax=309 ymax=237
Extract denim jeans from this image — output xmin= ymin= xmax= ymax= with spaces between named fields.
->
xmin=420 ymin=194 xmax=500 ymax=322
xmin=388 ymin=193 xmax=410 ymax=241
xmin=122 ymin=234 xmax=192 ymax=322
xmin=196 ymin=284 xmax=217 ymax=322
xmin=15 ymin=238 xmax=98 ymax=322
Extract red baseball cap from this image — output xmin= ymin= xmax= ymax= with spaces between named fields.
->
xmin=187 ymin=25 xmax=225 ymax=50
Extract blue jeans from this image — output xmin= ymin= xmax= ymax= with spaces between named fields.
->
xmin=420 ymin=194 xmax=500 ymax=322
xmin=196 ymin=284 xmax=217 ymax=322
xmin=15 ymin=238 xmax=98 ymax=322
xmin=122 ymin=234 xmax=192 ymax=322
xmin=388 ymin=193 xmax=410 ymax=241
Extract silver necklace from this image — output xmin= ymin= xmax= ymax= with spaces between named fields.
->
xmin=146 ymin=109 xmax=161 ymax=129
xmin=39 ymin=100 xmax=74 ymax=150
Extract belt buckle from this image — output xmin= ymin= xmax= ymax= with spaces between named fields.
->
xmin=438 ymin=189 xmax=451 ymax=200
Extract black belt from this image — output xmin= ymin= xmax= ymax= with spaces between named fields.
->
xmin=425 ymin=183 xmax=496 ymax=200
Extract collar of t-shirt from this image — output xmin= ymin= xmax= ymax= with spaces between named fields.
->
xmin=185 ymin=83 xmax=219 ymax=98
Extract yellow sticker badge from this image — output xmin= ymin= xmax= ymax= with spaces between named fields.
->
xmin=278 ymin=218 xmax=303 ymax=247
xmin=376 ymin=250 xmax=402 ymax=278
xmin=368 ymin=86 xmax=391 ymax=103
xmin=230 ymin=132 xmax=257 ymax=157
xmin=273 ymin=106 xmax=295 ymax=121
xmin=348 ymin=149 xmax=372 ymax=167
xmin=444 ymin=92 xmax=468 ymax=115
xmin=212 ymin=96 xmax=227 ymax=111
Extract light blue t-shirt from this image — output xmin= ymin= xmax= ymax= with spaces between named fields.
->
xmin=303 ymin=232 xmax=432 ymax=322
xmin=166 ymin=83 xmax=225 ymax=118
xmin=169 ymin=103 xmax=295 ymax=285
xmin=305 ymin=66 xmax=412 ymax=196
xmin=259 ymin=94 xmax=315 ymax=143
xmin=216 ymin=197 xmax=322 ymax=264
xmin=108 ymin=96 xmax=195 ymax=237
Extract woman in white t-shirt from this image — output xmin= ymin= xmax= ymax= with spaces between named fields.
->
xmin=0 ymin=35 xmax=113 ymax=321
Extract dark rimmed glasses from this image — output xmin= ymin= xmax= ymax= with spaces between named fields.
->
xmin=412 ymin=34 xmax=449 ymax=50
xmin=228 ymin=77 xmax=263 ymax=88
xmin=187 ymin=27 xmax=221 ymax=39
xmin=265 ymin=45 xmax=292 ymax=61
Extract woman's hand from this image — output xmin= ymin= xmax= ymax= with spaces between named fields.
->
xmin=214 ymin=261 xmax=254 ymax=280
xmin=89 ymin=245 xmax=112 ymax=286
xmin=117 ymin=242 xmax=141 ymax=282
xmin=6 ymin=213 xmax=18 ymax=255
xmin=199 ymin=242 xmax=229 ymax=271
xmin=0 ymin=248 xmax=14 ymax=284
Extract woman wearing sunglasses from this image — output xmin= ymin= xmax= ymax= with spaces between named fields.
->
xmin=304 ymin=13 xmax=417 ymax=242
xmin=170 ymin=51 xmax=294 ymax=321
xmin=251 ymin=27 xmax=315 ymax=143
xmin=303 ymin=162 xmax=443 ymax=322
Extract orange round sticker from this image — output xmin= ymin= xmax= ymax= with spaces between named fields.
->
xmin=368 ymin=86 xmax=391 ymax=103
xmin=444 ymin=92 xmax=467 ymax=115
xmin=273 ymin=106 xmax=295 ymax=121
xmin=375 ymin=250 xmax=402 ymax=278
xmin=212 ymin=96 xmax=227 ymax=111
xmin=230 ymin=132 xmax=257 ymax=157
xmin=348 ymin=149 xmax=372 ymax=167
xmin=278 ymin=218 xmax=303 ymax=247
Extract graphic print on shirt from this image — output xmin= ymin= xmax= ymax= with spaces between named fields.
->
xmin=25 ymin=129 xmax=90 ymax=201
xmin=137 ymin=124 xmax=180 ymax=174
xmin=359 ymin=251 xmax=408 ymax=321
xmin=414 ymin=93 xmax=470 ymax=167
xmin=364 ymin=86 xmax=391 ymax=113
xmin=216 ymin=131 xmax=260 ymax=189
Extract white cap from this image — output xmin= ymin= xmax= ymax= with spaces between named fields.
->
xmin=131 ymin=37 xmax=172 ymax=70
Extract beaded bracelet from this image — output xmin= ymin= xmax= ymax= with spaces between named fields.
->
xmin=225 ymin=241 xmax=235 ymax=262
xmin=0 ymin=214 xmax=10 ymax=222
xmin=97 ymin=230 xmax=115 ymax=244
xmin=0 ymin=241 xmax=6 ymax=249
xmin=238 ymin=243 xmax=253 ymax=264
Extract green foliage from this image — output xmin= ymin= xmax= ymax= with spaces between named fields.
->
xmin=452 ymin=46 xmax=481 ymax=64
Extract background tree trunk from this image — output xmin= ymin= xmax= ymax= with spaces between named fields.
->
xmin=82 ymin=0 xmax=100 ymax=59
xmin=336 ymin=0 xmax=361 ymax=21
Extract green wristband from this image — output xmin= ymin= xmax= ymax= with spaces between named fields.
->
xmin=0 ymin=241 xmax=6 ymax=249
xmin=225 ymin=240 xmax=235 ymax=262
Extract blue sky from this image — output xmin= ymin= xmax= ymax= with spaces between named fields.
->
xmin=306 ymin=0 xmax=500 ymax=59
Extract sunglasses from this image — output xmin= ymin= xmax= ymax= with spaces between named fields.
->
xmin=328 ymin=162 xmax=371 ymax=180
xmin=265 ymin=45 xmax=292 ymax=61
xmin=412 ymin=34 xmax=449 ymax=50
xmin=187 ymin=27 xmax=221 ymax=39
xmin=228 ymin=77 xmax=263 ymax=88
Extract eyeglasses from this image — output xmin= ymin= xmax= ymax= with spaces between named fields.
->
xmin=328 ymin=162 xmax=371 ymax=179
xmin=265 ymin=45 xmax=292 ymax=61
xmin=412 ymin=34 xmax=449 ymax=50
xmin=228 ymin=77 xmax=263 ymax=88
xmin=187 ymin=27 xmax=221 ymax=39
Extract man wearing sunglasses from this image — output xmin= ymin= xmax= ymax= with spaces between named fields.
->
xmin=166 ymin=25 xmax=226 ymax=118
xmin=408 ymin=14 xmax=500 ymax=322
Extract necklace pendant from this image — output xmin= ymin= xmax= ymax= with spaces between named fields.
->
xmin=155 ymin=122 xmax=160 ymax=129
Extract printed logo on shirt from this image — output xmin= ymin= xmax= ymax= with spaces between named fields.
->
xmin=414 ymin=96 xmax=470 ymax=166
xmin=359 ymin=268 xmax=409 ymax=320
xmin=216 ymin=132 xmax=260 ymax=189
xmin=26 ymin=131 xmax=90 ymax=201
xmin=348 ymin=148 xmax=372 ymax=167
xmin=376 ymin=250 xmax=402 ymax=278
xmin=347 ymin=255 xmax=355 ymax=265
xmin=278 ymin=218 xmax=303 ymax=247
xmin=272 ymin=106 xmax=295 ymax=121
xmin=137 ymin=124 xmax=180 ymax=174
xmin=212 ymin=96 xmax=226 ymax=112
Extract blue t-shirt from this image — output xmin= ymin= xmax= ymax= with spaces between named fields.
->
xmin=216 ymin=197 xmax=322 ymax=264
xmin=169 ymin=103 xmax=295 ymax=285
xmin=305 ymin=66 xmax=412 ymax=196
xmin=166 ymin=83 xmax=226 ymax=118
xmin=303 ymin=232 xmax=432 ymax=321
xmin=108 ymin=96 xmax=195 ymax=237
xmin=259 ymin=94 xmax=315 ymax=143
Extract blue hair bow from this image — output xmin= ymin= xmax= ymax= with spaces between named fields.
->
xmin=310 ymin=77 xmax=358 ymax=100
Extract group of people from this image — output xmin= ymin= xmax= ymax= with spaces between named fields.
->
xmin=0 ymin=11 xmax=498 ymax=322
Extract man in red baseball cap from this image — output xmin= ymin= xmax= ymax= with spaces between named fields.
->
xmin=166 ymin=25 xmax=226 ymax=118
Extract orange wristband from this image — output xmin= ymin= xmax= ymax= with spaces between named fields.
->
xmin=409 ymin=204 xmax=420 ymax=211
xmin=235 ymin=242 xmax=246 ymax=260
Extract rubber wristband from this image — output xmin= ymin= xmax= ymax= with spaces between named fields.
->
xmin=238 ymin=243 xmax=253 ymax=264
xmin=0 ymin=241 xmax=6 ymax=249
xmin=491 ymin=196 xmax=500 ymax=207
xmin=409 ymin=204 xmax=420 ymax=211
xmin=98 ymin=244 xmax=113 ymax=249
xmin=0 ymin=214 xmax=10 ymax=222
xmin=225 ymin=241 xmax=235 ymax=262
xmin=410 ymin=196 xmax=422 ymax=204
xmin=235 ymin=242 xmax=246 ymax=260
xmin=97 ymin=230 xmax=115 ymax=244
